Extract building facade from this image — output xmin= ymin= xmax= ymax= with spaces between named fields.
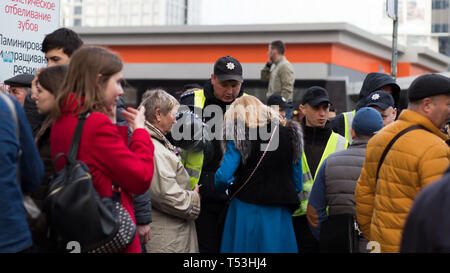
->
xmin=60 ymin=0 xmax=202 ymax=27
xmin=432 ymin=0 xmax=450 ymax=57
xmin=72 ymin=23 xmax=450 ymax=111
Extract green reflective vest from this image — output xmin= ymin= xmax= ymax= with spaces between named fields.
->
xmin=293 ymin=131 xmax=348 ymax=216
xmin=180 ymin=89 xmax=248 ymax=189
xmin=343 ymin=110 xmax=356 ymax=144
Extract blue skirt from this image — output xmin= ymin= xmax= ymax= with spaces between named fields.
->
xmin=220 ymin=198 xmax=298 ymax=253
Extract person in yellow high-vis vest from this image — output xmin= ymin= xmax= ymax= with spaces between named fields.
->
xmin=294 ymin=86 xmax=348 ymax=253
xmin=173 ymin=56 xmax=247 ymax=253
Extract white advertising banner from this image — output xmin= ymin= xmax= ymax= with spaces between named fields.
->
xmin=0 ymin=0 xmax=60 ymax=91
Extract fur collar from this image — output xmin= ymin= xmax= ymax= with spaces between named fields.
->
xmin=221 ymin=119 xmax=303 ymax=165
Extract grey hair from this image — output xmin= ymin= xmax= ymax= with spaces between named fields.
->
xmin=140 ymin=89 xmax=179 ymax=123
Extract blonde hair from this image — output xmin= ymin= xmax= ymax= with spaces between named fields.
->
xmin=224 ymin=95 xmax=283 ymax=129
xmin=140 ymin=89 xmax=179 ymax=124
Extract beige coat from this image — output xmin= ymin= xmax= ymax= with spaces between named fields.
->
xmin=261 ymin=55 xmax=295 ymax=101
xmin=144 ymin=122 xmax=201 ymax=253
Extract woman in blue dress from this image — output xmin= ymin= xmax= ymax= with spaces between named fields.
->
xmin=215 ymin=95 xmax=303 ymax=253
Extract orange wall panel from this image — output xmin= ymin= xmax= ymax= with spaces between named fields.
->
xmin=107 ymin=43 xmax=432 ymax=77
xmin=397 ymin=63 xmax=411 ymax=77
xmin=107 ymin=43 xmax=334 ymax=64
xmin=108 ymin=44 xmax=272 ymax=63
xmin=331 ymin=44 xmax=391 ymax=74
xmin=409 ymin=63 xmax=436 ymax=76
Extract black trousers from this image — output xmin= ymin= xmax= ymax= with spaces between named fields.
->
xmin=293 ymin=215 xmax=320 ymax=253
xmin=195 ymin=201 xmax=227 ymax=253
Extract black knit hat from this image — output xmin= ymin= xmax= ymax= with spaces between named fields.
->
xmin=408 ymin=74 xmax=450 ymax=102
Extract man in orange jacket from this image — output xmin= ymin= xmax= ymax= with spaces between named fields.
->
xmin=355 ymin=73 xmax=450 ymax=253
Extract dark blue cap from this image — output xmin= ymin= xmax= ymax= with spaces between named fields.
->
xmin=352 ymin=107 xmax=383 ymax=136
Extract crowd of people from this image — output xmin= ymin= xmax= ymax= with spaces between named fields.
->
xmin=0 ymin=29 xmax=449 ymax=253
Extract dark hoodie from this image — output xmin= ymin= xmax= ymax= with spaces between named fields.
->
xmin=331 ymin=73 xmax=400 ymax=139
xmin=355 ymin=72 xmax=400 ymax=110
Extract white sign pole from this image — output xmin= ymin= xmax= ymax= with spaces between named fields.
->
xmin=387 ymin=0 xmax=399 ymax=80
xmin=0 ymin=0 xmax=60 ymax=91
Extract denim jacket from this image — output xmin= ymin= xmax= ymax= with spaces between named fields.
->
xmin=0 ymin=94 xmax=44 ymax=253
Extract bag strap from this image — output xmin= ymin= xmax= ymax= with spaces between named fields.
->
xmin=67 ymin=113 xmax=90 ymax=160
xmin=375 ymin=125 xmax=429 ymax=183
xmin=228 ymin=124 xmax=279 ymax=202
xmin=66 ymin=113 xmax=121 ymax=193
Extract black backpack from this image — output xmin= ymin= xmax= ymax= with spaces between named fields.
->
xmin=44 ymin=114 xmax=136 ymax=253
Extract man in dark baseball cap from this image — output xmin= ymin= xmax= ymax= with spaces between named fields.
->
xmin=213 ymin=56 xmax=243 ymax=83
xmin=294 ymin=85 xmax=348 ymax=253
xmin=175 ymin=55 xmax=247 ymax=253
xmin=302 ymin=86 xmax=330 ymax=107
xmin=210 ymin=56 xmax=244 ymax=103
xmin=4 ymin=74 xmax=34 ymax=106
xmin=300 ymin=86 xmax=331 ymax=127
xmin=364 ymin=90 xmax=397 ymax=127
xmin=267 ymin=93 xmax=290 ymax=118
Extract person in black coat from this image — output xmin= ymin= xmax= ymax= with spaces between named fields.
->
xmin=401 ymin=167 xmax=450 ymax=253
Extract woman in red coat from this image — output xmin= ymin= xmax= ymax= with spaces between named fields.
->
xmin=50 ymin=46 xmax=155 ymax=253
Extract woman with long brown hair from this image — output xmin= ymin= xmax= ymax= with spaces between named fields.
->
xmin=26 ymin=65 xmax=68 ymax=251
xmin=50 ymin=46 xmax=155 ymax=253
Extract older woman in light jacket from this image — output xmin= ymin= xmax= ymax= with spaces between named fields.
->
xmin=141 ymin=89 xmax=201 ymax=253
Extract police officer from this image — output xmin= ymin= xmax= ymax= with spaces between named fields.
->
xmin=174 ymin=56 xmax=247 ymax=253
xmin=294 ymin=86 xmax=348 ymax=253
xmin=330 ymin=72 xmax=400 ymax=144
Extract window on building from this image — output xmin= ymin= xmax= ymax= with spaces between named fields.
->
xmin=439 ymin=36 xmax=450 ymax=56
xmin=432 ymin=24 xmax=441 ymax=32
xmin=432 ymin=24 xmax=449 ymax=32
xmin=74 ymin=6 xmax=82 ymax=15
xmin=432 ymin=0 xmax=450 ymax=9
xmin=74 ymin=18 xmax=82 ymax=26
xmin=443 ymin=24 xmax=449 ymax=32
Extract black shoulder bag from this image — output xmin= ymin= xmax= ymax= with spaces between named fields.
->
xmin=44 ymin=114 xmax=137 ymax=253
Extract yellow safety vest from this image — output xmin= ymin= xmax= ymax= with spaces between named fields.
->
xmin=343 ymin=110 xmax=356 ymax=144
xmin=181 ymin=89 xmax=248 ymax=189
xmin=293 ymin=132 xmax=348 ymax=216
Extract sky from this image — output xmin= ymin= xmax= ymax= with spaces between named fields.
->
xmin=200 ymin=0 xmax=387 ymax=25
xmin=199 ymin=0 xmax=432 ymax=36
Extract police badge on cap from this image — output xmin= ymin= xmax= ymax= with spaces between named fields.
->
xmin=213 ymin=56 xmax=243 ymax=83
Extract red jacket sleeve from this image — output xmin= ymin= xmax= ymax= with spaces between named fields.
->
xmin=83 ymin=113 xmax=154 ymax=195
